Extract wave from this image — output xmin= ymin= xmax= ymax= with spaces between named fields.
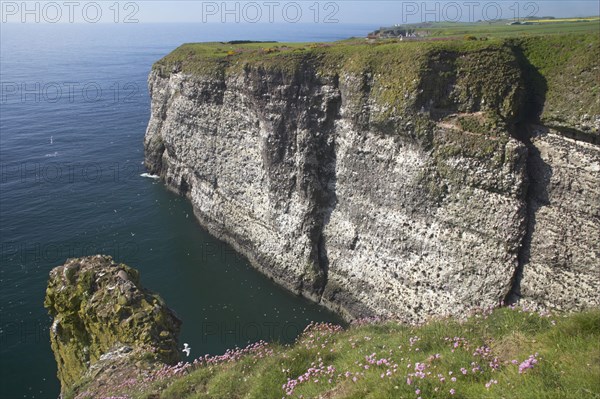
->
xmin=140 ymin=173 xmax=160 ymax=180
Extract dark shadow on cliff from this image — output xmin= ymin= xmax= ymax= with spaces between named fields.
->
xmin=254 ymin=61 xmax=342 ymax=298
xmin=316 ymin=164 xmax=337 ymax=296
xmin=312 ymin=74 xmax=341 ymax=298
xmin=505 ymin=125 xmax=554 ymax=304
xmin=504 ymin=43 xmax=552 ymax=304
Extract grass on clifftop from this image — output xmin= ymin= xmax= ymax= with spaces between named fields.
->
xmin=413 ymin=18 xmax=600 ymax=39
xmin=152 ymin=18 xmax=599 ymax=77
xmin=104 ymin=306 xmax=600 ymax=399
xmin=515 ymin=33 xmax=600 ymax=132
xmin=152 ymin=25 xmax=599 ymax=139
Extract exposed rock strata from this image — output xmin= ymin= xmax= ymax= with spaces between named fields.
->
xmin=45 ymin=256 xmax=181 ymax=396
xmin=513 ymin=127 xmax=600 ymax=309
xmin=145 ymin=38 xmax=600 ymax=322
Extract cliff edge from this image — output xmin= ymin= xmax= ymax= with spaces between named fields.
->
xmin=144 ymin=35 xmax=599 ymax=322
xmin=45 ymin=256 xmax=181 ymax=398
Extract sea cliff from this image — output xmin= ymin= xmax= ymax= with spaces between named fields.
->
xmin=144 ymin=35 xmax=599 ymax=322
xmin=46 ymin=33 xmax=600 ymax=398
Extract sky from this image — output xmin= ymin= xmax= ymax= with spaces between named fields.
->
xmin=0 ymin=1 xmax=599 ymax=24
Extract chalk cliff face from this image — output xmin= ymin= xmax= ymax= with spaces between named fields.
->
xmin=145 ymin=37 xmax=599 ymax=322
xmin=516 ymin=129 xmax=600 ymax=310
xmin=45 ymin=256 xmax=181 ymax=397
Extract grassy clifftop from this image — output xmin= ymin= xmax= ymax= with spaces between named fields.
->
xmin=98 ymin=306 xmax=599 ymax=399
xmin=515 ymin=33 xmax=600 ymax=134
xmin=153 ymin=31 xmax=599 ymax=139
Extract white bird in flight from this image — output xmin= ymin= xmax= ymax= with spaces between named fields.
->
xmin=182 ymin=343 xmax=191 ymax=357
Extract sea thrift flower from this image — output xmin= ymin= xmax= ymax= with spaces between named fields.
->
xmin=519 ymin=353 xmax=539 ymax=374
xmin=450 ymin=389 xmax=456 ymax=395
xmin=488 ymin=356 xmax=501 ymax=370
xmin=485 ymin=379 xmax=498 ymax=389
xmin=282 ymin=362 xmax=337 ymax=395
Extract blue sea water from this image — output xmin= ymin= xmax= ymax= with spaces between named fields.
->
xmin=0 ymin=22 xmax=376 ymax=398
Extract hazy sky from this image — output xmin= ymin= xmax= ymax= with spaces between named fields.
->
xmin=139 ymin=1 xmax=600 ymax=24
xmin=1 ymin=1 xmax=599 ymax=24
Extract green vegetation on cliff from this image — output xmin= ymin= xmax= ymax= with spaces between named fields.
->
xmin=153 ymin=29 xmax=599 ymax=142
xmin=403 ymin=18 xmax=600 ymax=39
xmin=514 ymin=33 xmax=600 ymax=136
xmin=104 ymin=307 xmax=599 ymax=399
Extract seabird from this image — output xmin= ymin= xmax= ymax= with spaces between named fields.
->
xmin=182 ymin=343 xmax=191 ymax=357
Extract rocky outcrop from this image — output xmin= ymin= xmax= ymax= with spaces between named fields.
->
xmin=45 ymin=256 xmax=181 ymax=397
xmin=145 ymin=36 xmax=599 ymax=322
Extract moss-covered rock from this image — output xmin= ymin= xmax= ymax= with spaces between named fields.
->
xmin=44 ymin=255 xmax=181 ymax=397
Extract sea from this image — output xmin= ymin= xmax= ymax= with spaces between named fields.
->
xmin=0 ymin=22 xmax=376 ymax=398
